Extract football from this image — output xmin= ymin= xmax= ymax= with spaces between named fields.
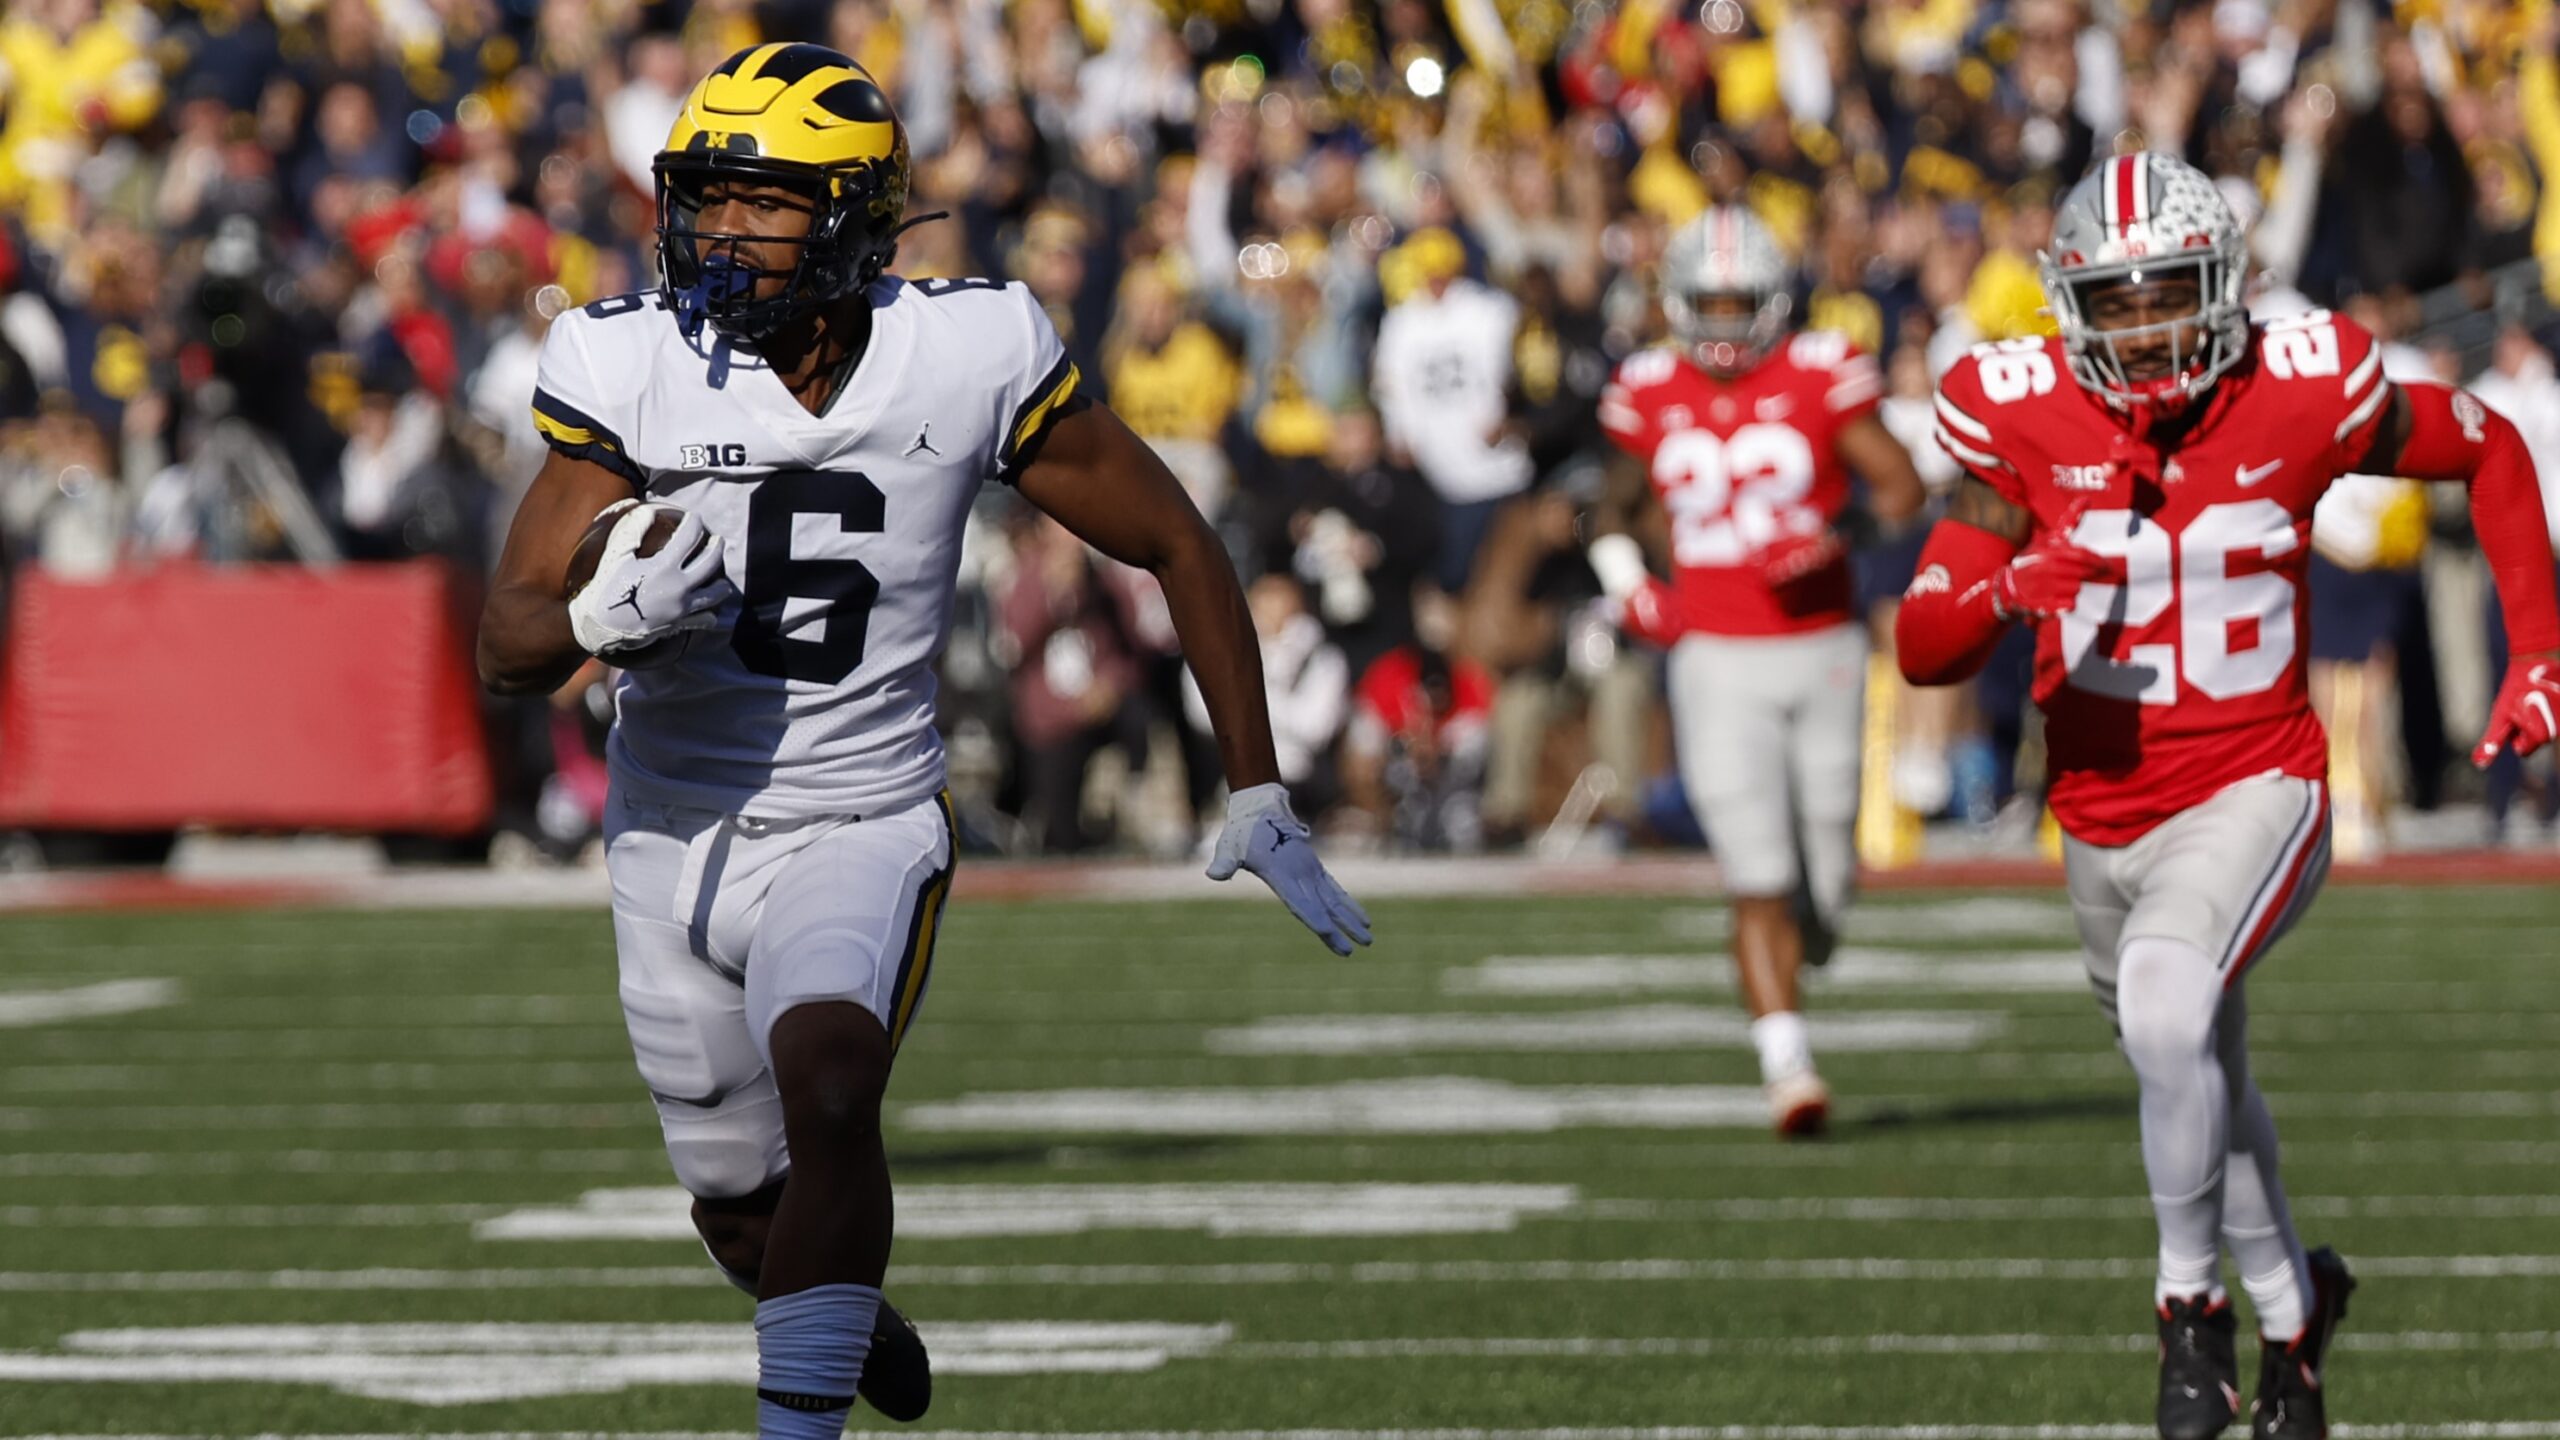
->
xmin=562 ymin=500 xmax=702 ymax=669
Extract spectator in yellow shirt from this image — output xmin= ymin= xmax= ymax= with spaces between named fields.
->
xmin=1104 ymin=263 xmax=1244 ymax=519
xmin=0 ymin=0 xmax=164 ymax=253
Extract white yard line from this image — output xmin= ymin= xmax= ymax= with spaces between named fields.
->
xmin=479 ymin=1184 xmax=1580 ymax=1242
xmin=3 ymin=1254 xmax=2556 ymax=1292
xmin=0 ymin=1103 xmax=650 ymax=1132
xmin=18 ymin=1190 xmax=2549 ymax=1233
xmin=1667 ymin=896 xmax=2080 ymax=941
xmin=0 ymin=1088 xmax=2548 ymax=1134
xmin=880 ymin=1430 xmax=2560 ymax=1440
xmin=0 ymin=979 xmax=179 ymax=1028
xmin=0 ymin=1061 xmax=644 ymax=1094
xmin=0 ymin=1321 xmax=1231 ymax=1403
xmin=160 ymin=997 xmax=614 ymax=1026
xmin=0 ymin=1325 xmax=2548 ymax=1408
xmin=0 ymin=1204 xmax=511 ymax=1228
xmin=1223 ymin=1330 xmax=2560 ymax=1360
xmin=2269 ymin=1091 xmax=2560 ymax=1118
xmin=900 ymin=1079 xmax=1780 ymax=1135
xmin=788 ymin=1428 xmax=2560 ymax=1440
xmin=1298 ymin=1138 xmax=2560 ymax=1171
xmin=20 ymin=1414 xmax=2560 ymax=1424
xmin=1206 ymin=1009 xmax=2004 ymax=1057
xmin=1579 ymin=1195 xmax=2560 ymax=1222
xmin=900 ymin=1080 xmax=2560 ymax=1137
xmin=1447 ymin=953 xmax=2087 ymax=997
xmin=0 ymin=1031 xmax=634 ymax=1060
xmin=7 ymin=1136 xmax=2554 ymax=1179
xmin=0 ymin=1149 xmax=664 ymax=1178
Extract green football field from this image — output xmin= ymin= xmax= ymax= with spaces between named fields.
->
xmin=1 ymin=883 xmax=2556 ymax=1437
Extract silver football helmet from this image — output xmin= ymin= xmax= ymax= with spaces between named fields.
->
xmin=2042 ymin=151 xmax=2250 ymax=408
xmin=1660 ymin=205 xmax=1793 ymax=375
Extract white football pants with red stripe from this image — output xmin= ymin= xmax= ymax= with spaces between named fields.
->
xmin=2062 ymin=773 xmax=2329 ymax=1330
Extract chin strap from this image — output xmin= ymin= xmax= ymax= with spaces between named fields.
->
xmin=889 ymin=210 xmax=949 ymax=242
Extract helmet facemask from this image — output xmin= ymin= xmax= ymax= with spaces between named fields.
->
xmin=653 ymin=147 xmax=908 ymax=339
xmin=2047 ymin=250 xmax=2248 ymax=408
xmin=1666 ymin=286 xmax=1791 ymax=377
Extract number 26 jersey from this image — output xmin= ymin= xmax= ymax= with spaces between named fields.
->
xmin=1929 ymin=311 xmax=2394 ymax=845
xmin=531 ymin=277 xmax=1084 ymax=819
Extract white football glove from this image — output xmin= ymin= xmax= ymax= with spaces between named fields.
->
xmin=567 ymin=501 xmax=736 ymax=659
xmin=1206 ymin=782 xmax=1373 ymax=956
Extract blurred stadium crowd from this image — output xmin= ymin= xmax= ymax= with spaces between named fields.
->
xmin=7 ymin=0 xmax=2560 ymax=862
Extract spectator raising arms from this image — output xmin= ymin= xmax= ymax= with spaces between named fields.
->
xmin=2 ymin=0 xmax=2554 ymax=870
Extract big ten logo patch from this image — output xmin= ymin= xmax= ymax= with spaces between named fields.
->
xmin=680 ymin=443 xmax=749 ymax=468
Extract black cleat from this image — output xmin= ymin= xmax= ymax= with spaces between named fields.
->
xmin=2252 ymin=1246 xmax=2355 ymax=1440
xmin=2157 ymin=1292 xmax=2241 ymax=1440
xmin=860 ymin=1299 xmax=931 ymax=1422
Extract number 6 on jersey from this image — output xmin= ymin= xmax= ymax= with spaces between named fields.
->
xmin=732 ymin=470 xmax=886 ymax=685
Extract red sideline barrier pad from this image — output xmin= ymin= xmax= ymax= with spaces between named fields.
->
xmin=0 ymin=562 xmax=492 ymax=834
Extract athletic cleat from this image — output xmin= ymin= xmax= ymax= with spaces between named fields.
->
xmin=2156 ymin=1292 xmax=2241 ymax=1440
xmin=2251 ymin=1246 xmax=2355 ymax=1440
xmin=860 ymin=1299 xmax=931 ymax=1421
xmin=1766 ymin=1070 xmax=1829 ymax=1138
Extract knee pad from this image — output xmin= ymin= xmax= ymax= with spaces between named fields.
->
xmin=2114 ymin=936 xmax=2221 ymax=1071
xmin=660 ymin=1075 xmax=790 ymax=1200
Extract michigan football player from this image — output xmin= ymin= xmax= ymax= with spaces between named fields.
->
xmin=479 ymin=43 xmax=1371 ymax=1437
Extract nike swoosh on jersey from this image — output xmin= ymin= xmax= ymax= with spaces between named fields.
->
xmin=2236 ymin=459 xmax=2284 ymax=487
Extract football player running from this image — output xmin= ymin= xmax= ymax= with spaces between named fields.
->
xmin=1898 ymin=152 xmax=2560 ymax=1440
xmin=476 ymin=44 xmax=1369 ymax=1439
xmin=1589 ymin=206 xmax=1926 ymax=1137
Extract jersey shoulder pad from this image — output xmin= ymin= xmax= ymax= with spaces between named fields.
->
xmin=1787 ymin=331 xmax=1882 ymax=417
xmin=889 ymin=273 xmax=1036 ymax=328
xmin=1599 ymin=347 xmax=1685 ymax=450
xmin=531 ymin=297 xmax=657 ymax=489
xmin=1608 ymin=346 xmax=1686 ymax=396
xmin=1784 ymin=330 xmax=1852 ymax=372
xmin=1930 ymin=344 xmax=2043 ymax=500
xmin=890 ymin=276 xmax=1087 ymax=481
xmin=2253 ymin=307 xmax=2390 ymax=446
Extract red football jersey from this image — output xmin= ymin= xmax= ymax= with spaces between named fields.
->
xmin=1931 ymin=311 xmax=2395 ymax=845
xmin=1599 ymin=333 xmax=1885 ymax=636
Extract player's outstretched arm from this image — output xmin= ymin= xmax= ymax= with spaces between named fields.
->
xmin=477 ymin=451 xmax=651 ymax=695
xmin=1014 ymin=403 xmax=1372 ymax=955
xmin=2356 ymin=383 xmax=2560 ymax=763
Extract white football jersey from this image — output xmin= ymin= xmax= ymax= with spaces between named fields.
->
xmin=532 ymin=276 xmax=1084 ymax=819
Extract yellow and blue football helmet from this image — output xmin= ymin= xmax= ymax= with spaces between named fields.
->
xmin=653 ymin=43 xmax=915 ymax=335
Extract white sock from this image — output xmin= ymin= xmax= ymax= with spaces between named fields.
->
xmin=2234 ymin=1239 xmax=2307 ymax=1341
xmin=2155 ymin=1258 xmax=2227 ymax=1310
xmin=2217 ymin=990 xmax=2311 ymax=1341
xmin=1751 ymin=1011 xmax=1813 ymax=1084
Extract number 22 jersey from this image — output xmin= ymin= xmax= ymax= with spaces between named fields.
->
xmin=1929 ymin=311 xmax=2394 ymax=845
xmin=1597 ymin=333 xmax=1885 ymax=635
xmin=530 ymin=277 xmax=1084 ymax=818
